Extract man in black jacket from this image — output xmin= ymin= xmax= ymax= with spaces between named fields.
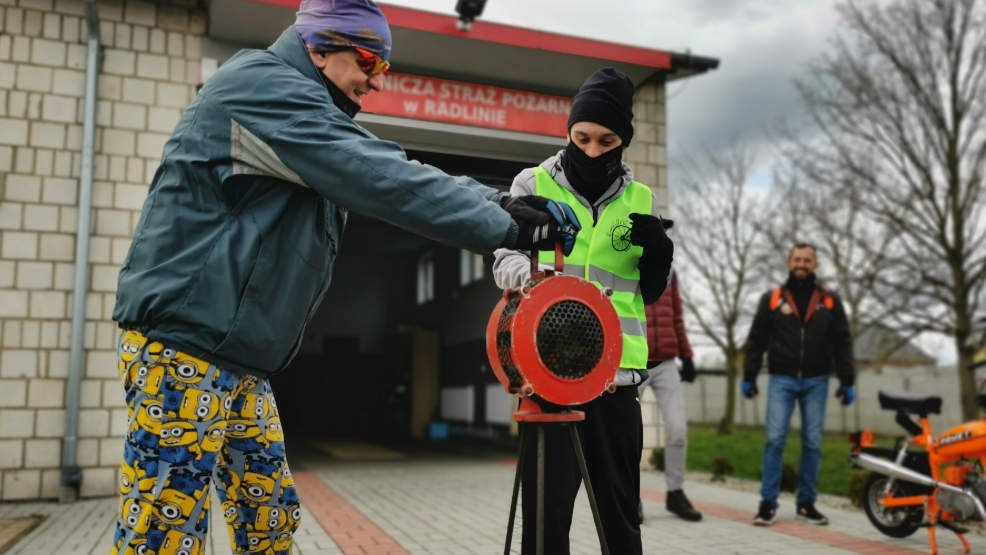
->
xmin=741 ymin=243 xmax=854 ymax=527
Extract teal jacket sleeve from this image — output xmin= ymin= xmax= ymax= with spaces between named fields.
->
xmin=270 ymin=111 xmax=515 ymax=252
xmin=212 ymin=53 xmax=516 ymax=254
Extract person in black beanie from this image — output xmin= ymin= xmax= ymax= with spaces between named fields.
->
xmin=492 ymin=67 xmax=674 ymax=555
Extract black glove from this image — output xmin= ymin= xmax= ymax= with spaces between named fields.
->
xmin=629 ymin=213 xmax=673 ymax=254
xmin=629 ymin=213 xmax=673 ymax=304
xmin=500 ymin=195 xmax=551 ymax=226
xmin=679 ymin=357 xmax=696 ymax=383
xmin=501 ymin=195 xmax=581 ymax=255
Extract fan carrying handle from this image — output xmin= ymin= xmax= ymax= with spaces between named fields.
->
xmin=530 ymin=242 xmax=565 ymax=277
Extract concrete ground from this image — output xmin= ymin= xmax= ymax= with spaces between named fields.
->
xmin=1 ymin=440 xmax=983 ymax=554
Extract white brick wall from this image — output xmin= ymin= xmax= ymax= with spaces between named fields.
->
xmin=0 ymin=409 xmax=34 ymax=436
xmin=1 ymin=203 xmax=23 ymax=230
xmin=0 ymin=440 xmax=24 ymax=468
xmin=0 ymin=291 xmax=29 ymax=317
xmin=2 ymin=231 xmax=39 ymax=259
xmin=135 ymin=52 xmax=168 ymax=79
xmin=3 ymin=469 xmax=41 ymax=500
xmin=0 ymin=0 xmax=205 ymax=500
xmin=30 ymin=121 xmax=66 ymax=148
xmin=38 ymin=233 xmax=74 ymax=260
xmin=0 ymin=118 xmax=29 ymax=144
xmin=16 ymin=261 xmax=53 ymax=288
xmin=24 ymin=438 xmax=59 ymax=467
xmin=630 ymin=81 xmax=672 ymax=462
xmin=5 ymin=174 xmax=41 ymax=201
xmin=0 ymin=261 xmax=17 ymax=287
xmin=102 ymin=48 xmax=134 ymax=75
xmin=100 ymin=128 xmax=135 ymax=155
xmin=41 ymin=93 xmax=75 ymax=121
xmin=41 ymin=176 xmax=77 ymax=204
xmin=15 ymin=64 xmax=52 ymax=92
xmin=79 ymin=466 xmax=113 ymax=497
xmin=34 ymin=408 xmax=64 ymax=437
xmin=1 ymin=349 xmax=38 ymax=377
xmin=135 ymin=131 xmax=166 ymax=158
xmin=0 ymin=379 xmax=28 ymax=406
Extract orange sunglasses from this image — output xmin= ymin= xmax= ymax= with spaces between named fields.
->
xmin=353 ymin=47 xmax=389 ymax=77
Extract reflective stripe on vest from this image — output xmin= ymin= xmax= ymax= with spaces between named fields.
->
xmin=534 ymin=166 xmax=652 ymax=369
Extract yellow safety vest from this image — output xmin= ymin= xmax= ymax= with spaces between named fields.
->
xmin=534 ymin=167 xmax=652 ymax=369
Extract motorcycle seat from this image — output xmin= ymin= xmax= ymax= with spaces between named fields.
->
xmin=878 ymin=389 xmax=942 ymax=416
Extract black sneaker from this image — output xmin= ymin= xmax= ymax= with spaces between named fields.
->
xmin=796 ymin=502 xmax=829 ymax=525
xmin=752 ymin=500 xmax=776 ymax=526
xmin=666 ymin=489 xmax=702 ymax=521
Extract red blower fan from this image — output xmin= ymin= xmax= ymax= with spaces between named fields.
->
xmin=486 ymin=244 xmax=623 ymax=415
xmin=486 ymin=244 xmax=622 ymax=555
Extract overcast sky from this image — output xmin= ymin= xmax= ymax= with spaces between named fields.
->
xmin=383 ymin=1 xmax=963 ymax=365
xmin=386 ymin=0 xmax=845 ymax=186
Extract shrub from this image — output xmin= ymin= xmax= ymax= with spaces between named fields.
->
xmin=649 ymin=447 xmax=665 ymax=471
xmin=847 ymin=471 xmax=869 ymax=507
xmin=712 ymin=456 xmax=734 ymax=482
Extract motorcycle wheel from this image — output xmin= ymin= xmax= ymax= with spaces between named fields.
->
xmin=861 ymin=472 xmax=922 ymax=538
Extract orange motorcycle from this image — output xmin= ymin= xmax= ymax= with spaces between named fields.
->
xmin=849 ymin=317 xmax=986 ymax=554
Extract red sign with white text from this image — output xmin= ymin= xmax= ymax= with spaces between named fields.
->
xmin=362 ymin=73 xmax=571 ymax=137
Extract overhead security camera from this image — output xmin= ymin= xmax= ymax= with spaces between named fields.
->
xmin=455 ymin=0 xmax=487 ymax=30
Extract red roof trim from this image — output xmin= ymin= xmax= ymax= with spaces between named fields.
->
xmin=242 ymin=0 xmax=673 ymax=69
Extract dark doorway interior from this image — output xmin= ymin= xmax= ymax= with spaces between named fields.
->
xmin=270 ymin=336 xmax=411 ymax=441
xmin=404 ymin=149 xmax=532 ymax=188
xmin=270 ymin=148 xmax=540 ymax=444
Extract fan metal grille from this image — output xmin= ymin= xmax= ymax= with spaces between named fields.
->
xmin=535 ymin=300 xmax=604 ymax=379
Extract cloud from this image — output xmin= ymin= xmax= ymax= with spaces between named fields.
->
xmin=386 ymin=0 xmax=845 ymax=176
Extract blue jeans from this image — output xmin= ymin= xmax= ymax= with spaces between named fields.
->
xmin=760 ymin=374 xmax=829 ymax=506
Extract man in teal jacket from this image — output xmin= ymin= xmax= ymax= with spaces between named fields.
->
xmin=110 ymin=1 xmax=579 ymax=553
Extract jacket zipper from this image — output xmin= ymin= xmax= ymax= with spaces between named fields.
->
xmin=279 ymin=268 xmax=330 ymax=372
xmin=799 ymin=326 xmax=805 ymax=378
xmin=592 ymin=188 xmax=621 ymax=225
xmin=279 ymin=208 xmax=336 ymax=372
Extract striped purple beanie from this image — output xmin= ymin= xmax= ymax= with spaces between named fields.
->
xmin=295 ymin=0 xmax=392 ymax=61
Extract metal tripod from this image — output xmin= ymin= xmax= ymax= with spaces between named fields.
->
xmin=502 ymin=407 xmax=609 ymax=555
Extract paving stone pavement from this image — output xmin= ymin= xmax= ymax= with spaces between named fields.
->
xmin=2 ymin=445 xmax=985 ymax=554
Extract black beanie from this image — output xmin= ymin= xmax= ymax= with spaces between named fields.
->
xmin=567 ymin=67 xmax=635 ymax=146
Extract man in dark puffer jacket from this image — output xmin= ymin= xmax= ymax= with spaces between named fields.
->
xmin=743 ymin=243 xmax=854 ymax=527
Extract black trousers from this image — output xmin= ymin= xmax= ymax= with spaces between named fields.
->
xmin=520 ymin=386 xmax=643 ymax=555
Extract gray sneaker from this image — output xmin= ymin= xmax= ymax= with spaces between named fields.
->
xmin=753 ymin=500 xmax=776 ymax=526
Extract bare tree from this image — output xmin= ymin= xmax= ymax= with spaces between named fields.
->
xmin=767 ymin=156 xmax=921 ymax=369
xmin=674 ymin=139 xmax=768 ymax=434
xmin=795 ymin=0 xmax=986 ymax=418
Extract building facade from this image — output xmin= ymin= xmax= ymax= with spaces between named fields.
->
xmin=0 ymin=0 xmax=717 ymax=501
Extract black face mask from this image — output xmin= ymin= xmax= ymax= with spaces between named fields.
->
xmin=318 ymin=70 xmax=361 ymax=118
xmin=561 ymin=141 xmax=624 ymax=203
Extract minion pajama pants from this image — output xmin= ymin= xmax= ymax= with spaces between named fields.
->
xmin=112 ymin=330 xmax=300 ymax=555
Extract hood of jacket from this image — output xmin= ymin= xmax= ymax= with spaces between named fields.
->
xmin=269 ymin=26 xmax=361 ymax=117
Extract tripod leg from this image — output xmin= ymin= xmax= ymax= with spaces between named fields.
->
xmin=537 ymin=425 xmax=545 ymax=555
xmin=504 ymin=424 xmax=528 ymax=555
xmin=570 ymin=424 xmax=609 ymax=555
